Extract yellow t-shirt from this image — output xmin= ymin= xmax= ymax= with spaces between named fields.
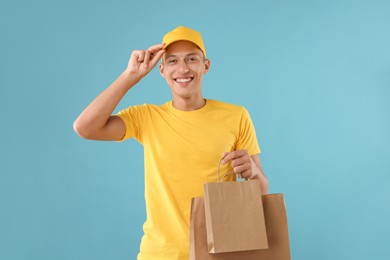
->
xmin=116 ymin=99 xmax=261 ymax=260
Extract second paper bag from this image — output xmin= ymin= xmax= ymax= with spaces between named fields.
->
xmin=203 ymin=179 xmax=268 ymax=253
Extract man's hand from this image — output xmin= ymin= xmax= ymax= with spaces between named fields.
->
xmin=125 ymin=43 xmax=165 ymax=80
xmin=221 ymin=150 xmax=269 ymax=194
xmin=221 ymin=150 xmax=257 ymax=179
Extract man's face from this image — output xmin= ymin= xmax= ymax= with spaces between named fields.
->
xmin=159 ymin=40 xmax=210 ymax=100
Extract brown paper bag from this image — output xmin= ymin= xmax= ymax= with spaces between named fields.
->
xmin=203 ymin=179 xmax=268 ymax=253
xmin=190 ymin=194 xmax=291 ymax=260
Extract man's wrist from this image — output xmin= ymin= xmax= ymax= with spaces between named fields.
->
xmin=122 ymin=69 xmax=143 ymax=87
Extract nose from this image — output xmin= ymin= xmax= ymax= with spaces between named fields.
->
xmin=177 ymin=61 xmax=190 ymax=74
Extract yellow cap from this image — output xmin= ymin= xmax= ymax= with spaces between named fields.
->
xmin=162 ymin=26 xmax=206 ymax=58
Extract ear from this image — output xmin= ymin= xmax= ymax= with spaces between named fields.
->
xmin=203 ymin=59 xmax=211 ymax=75
xmin=158 ymin=63 xmax=165 ymax=77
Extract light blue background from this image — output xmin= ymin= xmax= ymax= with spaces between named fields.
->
xmin=1 ymin=0 xmax=389 ymax=259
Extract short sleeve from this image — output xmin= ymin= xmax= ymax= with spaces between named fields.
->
xmin=116 ymin=104 xmax=147 ymax=143
xmin=235 ymin=107 xmax=261 ymax=155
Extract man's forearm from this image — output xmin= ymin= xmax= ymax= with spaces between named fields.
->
xmin=250 ymin=156 xmax=269 ymax=194
xmin=254 ymin=169 xmax=269 ymax=194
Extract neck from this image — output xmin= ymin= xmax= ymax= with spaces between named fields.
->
xmin=172 ymin=96 xmax=206 ymax=111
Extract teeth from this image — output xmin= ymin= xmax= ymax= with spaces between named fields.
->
xmin=176 ymin=78 xmax=191 ymax=83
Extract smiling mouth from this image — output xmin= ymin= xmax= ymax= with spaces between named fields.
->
xmin=174 ymin=77 xmax=194 ymax=83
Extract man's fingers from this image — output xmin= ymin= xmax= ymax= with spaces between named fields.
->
xmin=147 ymin=43 xmax=165 ymax=52
xmin=147 ymin=43 xmax=166 ymax=63
xmin=149 ymin=49 xmax=165 ymax=66
xmin=221 ymin=150 xmax=247 ymax=164
xmin=133 ymin=50 xmax=145 ymax=63
xmin=143 ymin=49 xmax=165 ymax=70
xmin=129 ymin=44 xmax=165 ymax=70
xmin=230 ymin=156 xmax=248 ymax=167
xmin=221 ymin=151 xmax=235 ymax=164
xmin=143 ymin=50 xmax=151 ymax=68
xmin=233 ymin=164 xmax=251 ymax=175
xmin=238 ymin=169 xmax=252 ymax=179
xmin=221 ymin=150 xmax=254 ymax=179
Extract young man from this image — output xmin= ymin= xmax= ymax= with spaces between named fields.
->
xmin=74 ymin=26 xmax=268 ymax=260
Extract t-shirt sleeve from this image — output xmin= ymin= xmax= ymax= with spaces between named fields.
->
xmin=236 ymin=107 xmax=261 ymax=155
xmin=115 ymin=104 xmax=146 ymax=143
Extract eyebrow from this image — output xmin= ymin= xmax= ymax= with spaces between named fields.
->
xmin=164 ymin=53 xmax=201 ymax=59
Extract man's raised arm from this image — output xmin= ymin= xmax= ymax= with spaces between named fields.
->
xmin=73 ymin=43 xmax=165 ymax=141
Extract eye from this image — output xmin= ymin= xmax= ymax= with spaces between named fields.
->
xmin=187 ymin=56 xmax=199 ymax=63
xmin=167 ymin=59 xmax=177 ymax=64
